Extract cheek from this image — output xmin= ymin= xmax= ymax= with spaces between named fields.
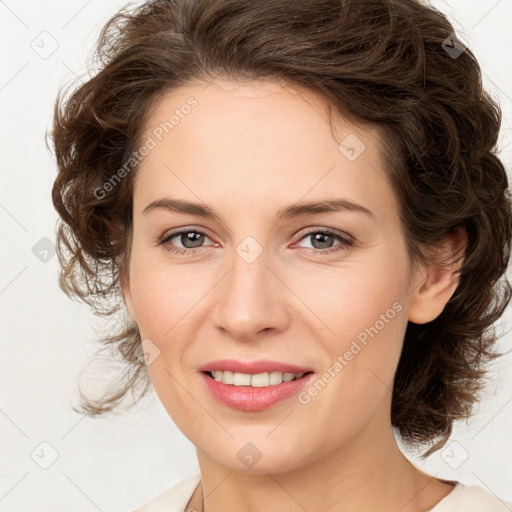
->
xmin=292 ymin=260 xmax=407 ymax=346
xmin=128 ymin=250 xmax=204 ymax=339
xmin=296 ymin=251 xmax=410 ymax=407
xmin=292 ymin=290 xmax=408 ymax=458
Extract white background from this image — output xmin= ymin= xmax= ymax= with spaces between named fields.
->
xmin=1 ymin=0 xmax=511 ymax=510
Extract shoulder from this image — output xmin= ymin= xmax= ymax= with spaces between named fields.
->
xmin=430 ymin=482 xmax=512 ymax=512
xmin=131 ymin=472 xmax=201 ymax=512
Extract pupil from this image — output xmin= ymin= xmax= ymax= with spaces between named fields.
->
xmin=312 ymin=232 xmax=333 ymax=249
xmin=183 ymin=231 xmax=204 ymax=248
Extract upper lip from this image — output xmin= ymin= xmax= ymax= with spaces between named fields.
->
xmin=198 ymin=359 xmax=314 ymax=374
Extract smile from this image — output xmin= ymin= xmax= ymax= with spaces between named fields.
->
xmin=206 ymin=370 xmax=310 ymax=387
xmin=200 ymin=370 xmax=315 ymax=412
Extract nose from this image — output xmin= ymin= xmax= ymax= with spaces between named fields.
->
xmin=211 ymin=244 xmax=292 ymax=341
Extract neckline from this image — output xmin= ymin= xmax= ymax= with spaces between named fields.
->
xmin=185 ymin=480 xmax=203 ymax=511
xmin=429 ymin=480 xmax=462 ymax=510
xmin=185 ymin=479 xmax=463 ymax=512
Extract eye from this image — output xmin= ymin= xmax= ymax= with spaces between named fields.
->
xmin=157 ymin=227 xmax=354 ymax=256
xmin=157 ymin=228 xmax=217 ymax=256
xmin=293 ymin=229 xmax=354 ymax=255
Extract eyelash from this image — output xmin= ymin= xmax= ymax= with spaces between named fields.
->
xmin=157 ymin=228 xmax=354 ymax=256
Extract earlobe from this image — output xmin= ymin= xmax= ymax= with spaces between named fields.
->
xmin=408 ymin=226 xmax=467 ymax=325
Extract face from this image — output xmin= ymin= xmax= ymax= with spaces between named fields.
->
xmin=122 ymin=78 xmax=420 ymax=473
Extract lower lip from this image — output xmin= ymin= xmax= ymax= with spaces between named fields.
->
xmin=200 ymin=372 xmax=315 ymax=411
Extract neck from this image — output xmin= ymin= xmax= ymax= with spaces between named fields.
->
xmin=194 ymin=404 xmax=454 ymax=512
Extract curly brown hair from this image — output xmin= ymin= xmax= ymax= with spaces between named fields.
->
xmin=48 ymin=0 xmax=512 ymax=457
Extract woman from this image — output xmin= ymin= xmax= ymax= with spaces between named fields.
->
xmin=49 ymin=0 xmax=512 ymax=510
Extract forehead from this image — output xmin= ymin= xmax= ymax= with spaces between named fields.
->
xmin=132 ymin=78 xmax=399 ymax=226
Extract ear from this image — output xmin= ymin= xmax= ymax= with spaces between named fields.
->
xmin=408 ymin=226 xmax=467 ymax=324
xmin=120 ymin=270 xmax=138 ymax=324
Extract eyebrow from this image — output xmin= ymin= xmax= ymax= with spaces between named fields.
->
xmin=142 ymin=197 xmax=375 ymax=221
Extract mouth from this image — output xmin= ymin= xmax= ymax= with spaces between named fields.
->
xmin=199 ymin=369 xmax=316 ymax=411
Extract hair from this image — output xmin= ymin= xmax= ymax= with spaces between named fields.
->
xmin=49 ymin=0 xmax=512 ymax=457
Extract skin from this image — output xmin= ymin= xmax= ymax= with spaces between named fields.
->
xmin=122 ymin=77 xmax=467 ymax=512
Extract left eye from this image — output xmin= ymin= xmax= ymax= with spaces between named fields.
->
xmin=158 ymin=228 xmax=353 ymax=256
xmin=294 ymin=230 xmax=353 ymax=253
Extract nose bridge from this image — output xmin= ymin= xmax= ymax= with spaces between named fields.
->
xmin=212 ymin=234 xmax=290 ymax=338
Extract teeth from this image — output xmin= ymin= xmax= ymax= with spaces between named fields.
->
xmin=210 ymin=370 xmax=306 ymax=387
xmin=234 ymin=372 xmax=252 ymax=386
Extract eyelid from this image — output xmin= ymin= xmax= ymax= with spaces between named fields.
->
xmin=293 ymin=226 xmax=354 ymax=243
xmin=157 ymin=225 xmax=214 ymax=241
